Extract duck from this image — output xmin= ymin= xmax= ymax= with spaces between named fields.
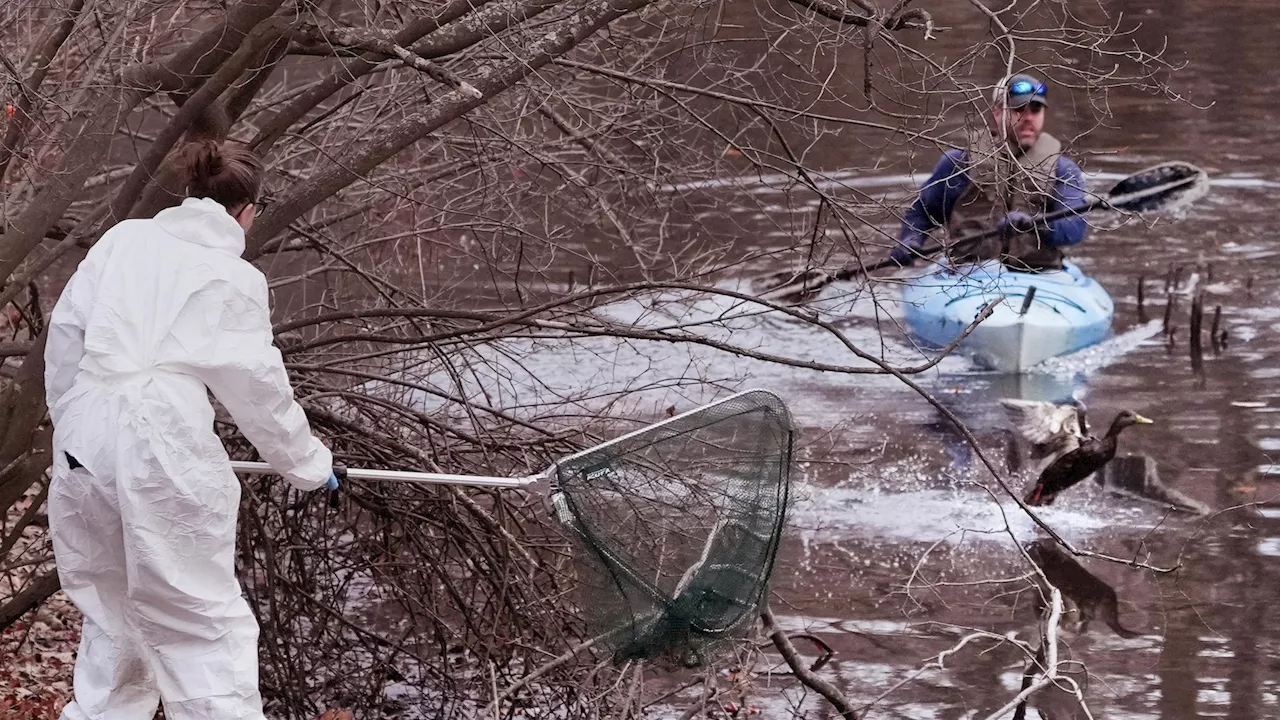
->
xmin=1000 ymin=399 xmax=1153 ymax=506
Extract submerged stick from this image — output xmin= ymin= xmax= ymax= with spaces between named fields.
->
xmin=1011 ymin=644 xmax=1047 ymax=720
xmin=994 ymin=590 xmax=1067 ymax=720
xmin=1189 ymin=291 xmax=1205 ymax=376
xmin=1136 ymin=275 xmax=1147 ymax=323
xmin=1211 ymin=305 xmax=1223 ymax=354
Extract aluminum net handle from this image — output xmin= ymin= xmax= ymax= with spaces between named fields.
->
xmin=230 ymin=461 xmax=542 ymax=489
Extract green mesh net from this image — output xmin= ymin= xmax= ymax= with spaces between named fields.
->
xmin=550 ymin=389 xmax=793 ymax=667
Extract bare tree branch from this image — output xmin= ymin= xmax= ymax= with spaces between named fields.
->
xmin=246 ymin=0 xmax=658 ymax=256
xmin=0 ymin=0 xmax=87 ymax=179
xmin=289 ymin=22 xmax=482 ymax=99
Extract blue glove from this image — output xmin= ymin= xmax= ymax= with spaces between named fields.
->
xmin=324 ymin=469 xmax=342 ymax=510
xmin=998 ymin=211 xmax=1036 ymax=237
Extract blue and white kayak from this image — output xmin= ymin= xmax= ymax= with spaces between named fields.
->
xmin=901 ymin=260 xmax=1114 ymax=373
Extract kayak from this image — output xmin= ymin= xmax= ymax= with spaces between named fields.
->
xmin=901 ymin=260 xmax=1114 ymax=372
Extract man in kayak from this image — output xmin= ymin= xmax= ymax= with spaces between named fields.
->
xmin=891 ymin=72 xmax=1088 ymax=272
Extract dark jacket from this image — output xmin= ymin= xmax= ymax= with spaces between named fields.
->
xmin=898 ymin=134 xmax=1087 ymax=271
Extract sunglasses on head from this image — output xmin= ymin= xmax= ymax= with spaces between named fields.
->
xmin=1008 ymin=80 xmax=1047 ymax=98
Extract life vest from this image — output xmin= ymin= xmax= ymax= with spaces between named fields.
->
xmin=945 ymin=129 xmax=1065 ymax=271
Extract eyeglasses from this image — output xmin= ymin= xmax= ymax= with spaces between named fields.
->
xmin=254 ymin=196 xmax=272 ymax=215
xmin=1008 ymin=80 xmax=1047 ymax=98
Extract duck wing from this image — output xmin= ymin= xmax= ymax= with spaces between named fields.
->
xmin=1000 ymin=399 xmax=1085 ymax=465
xmin=1033 ymin=438 xmax=1114 ymax=499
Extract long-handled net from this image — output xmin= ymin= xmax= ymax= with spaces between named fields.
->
xmin=234 ymin=388 xmax=794 ymax=667
xmin=549 ymin=389 xmax=793 ymax=666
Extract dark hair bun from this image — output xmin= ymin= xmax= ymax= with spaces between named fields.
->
xmin=181 ymin=140 xmax=226 ymax=185
xmin=176 ymin=139 xmax=263 ymax=210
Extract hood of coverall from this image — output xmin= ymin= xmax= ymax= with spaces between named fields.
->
xmin=153 ymin=197 xmax=247 ymax=257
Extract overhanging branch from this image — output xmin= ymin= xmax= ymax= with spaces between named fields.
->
xmin=245 ymin=0 xmax=659 ymax=258
xmin=788 ymin=0 xmax=934 ymax=33
xmin=290 ymin=23 xmax=482 ymax=99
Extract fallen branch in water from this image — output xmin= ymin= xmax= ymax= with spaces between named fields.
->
xmin=787 ymin=632 xmax=835 ymax=671
xmin=761 ymin=606 xmax=858 ymax=720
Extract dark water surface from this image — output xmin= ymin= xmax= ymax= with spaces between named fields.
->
xmin=630 ymin=1 xmax=1280 ymax=716
xmin=392 ymin=1 xmax=1280 ymax=716
xmin=734 ymin=1 xmax=1280 ymax=716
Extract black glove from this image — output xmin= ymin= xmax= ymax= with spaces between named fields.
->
xmin=890 ymin=232 xmax=926 ymax=266
xmin=997 ymin=211 xmax=1036 ymax=237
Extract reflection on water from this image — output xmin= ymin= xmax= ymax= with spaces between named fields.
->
xmin=641 ymin=0 xmax=1280 ymax=714
xmin=377 ymin=0 xmax=1280 ymax=715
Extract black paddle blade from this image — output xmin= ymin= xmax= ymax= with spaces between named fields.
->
xmin=1105 ymin=161 xmax=1209 ymax=214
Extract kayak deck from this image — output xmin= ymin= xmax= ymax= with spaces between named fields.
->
xmin=901 ymin=261 xmax=1115 ymax=372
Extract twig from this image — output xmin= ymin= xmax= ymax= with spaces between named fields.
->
xmin=984 ymin=589 xmax=1063 ymax=720
xmin=490 ymin=662 xmax=500 ymax=720
xmin=857 ymin=625 xmax=1024 ymax=715
xmin=483 ymin=633 xmax=606 ymax=716
xmin=787 ymin=633 xmax=836 ymax=671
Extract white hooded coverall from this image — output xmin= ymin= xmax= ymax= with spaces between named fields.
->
xmin=44 ymin=197 xmax=333 ymax=719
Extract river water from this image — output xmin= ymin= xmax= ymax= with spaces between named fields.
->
xmin=627 ymin=4 xmax=1272 ymax=718
xmin=654 ymin=2 xmax=1280 ymax=716
xmin=392 ymin=1 xmax=1280 ymax=717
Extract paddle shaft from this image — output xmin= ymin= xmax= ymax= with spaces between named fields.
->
xmin=830 ymin=188 xmax=1124 ymax=284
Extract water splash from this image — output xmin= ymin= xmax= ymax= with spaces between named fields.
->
xmin=1029 ymin=319 xmax=1165 ymax=377
xmin=786 ymin=451 xmax=1163 ymax=551
xmin=788 ymin=483 xmax=1141 ymax=548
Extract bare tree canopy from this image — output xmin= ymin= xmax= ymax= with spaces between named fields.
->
xmin=0 ymin=0 xmax=1182 ymax=716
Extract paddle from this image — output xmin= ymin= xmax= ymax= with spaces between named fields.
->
xmin=755 ymin=161 xmax=1209 ymax=304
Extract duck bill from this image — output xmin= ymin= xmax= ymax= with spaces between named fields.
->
xmin=1133 ymin=414 xmax=1154 ymax=425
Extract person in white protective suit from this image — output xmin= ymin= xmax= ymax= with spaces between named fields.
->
xmin=44 ymin=139 xmax=338 ymax=720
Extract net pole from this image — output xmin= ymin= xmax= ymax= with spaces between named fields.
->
xmin=230 ymin=461 xmax=542 ymax=489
